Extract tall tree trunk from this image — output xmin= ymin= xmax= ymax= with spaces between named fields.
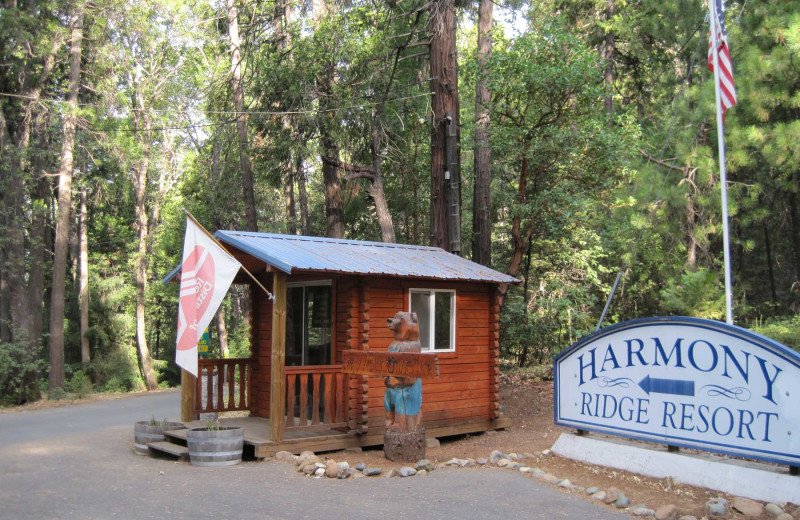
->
xmin=79 ymin=187 xmax=90 ymax=368
xmin=499 ymin=153 xmax=532 ymax=308
xmin=49 ymin=3 xmax=84 ymax=391
xmin=370 ymin=114 xmax=396 ymax=243
xmin=131 ymin=68 xmax=158 ymax=392
xmin=314 ymin=0 xmax=344 ymax=239
xmin=284 ymin=168 xmax=297 ymax=234
xmin=602 ymin=0 xmax=615 ymax=115
xmin=429 ymin=0 xmax=460 ymax=252
xmin=472 ymin=0 xmax=492 ymax=266
xmin=28 ymin=126 xmax=49 ymax=351
xmin=295 ymin=152 xmax=310 ymax=235
xmin=227 ymin=0 xmax=258 ymax=232
xmin=0 ymin=109 xmax=9 ymax=342
xmin=216 ymin=308 xmax=230 ymax=358
xmin=3 ymin=30 xmax=63 ymax=352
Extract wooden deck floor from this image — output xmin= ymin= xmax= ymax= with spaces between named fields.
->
xmin=167 ymin=416 xmax=511 ymax=459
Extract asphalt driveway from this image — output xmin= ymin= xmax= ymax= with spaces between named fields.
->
xmin=0 ymin=391 xmax=629 ymax=519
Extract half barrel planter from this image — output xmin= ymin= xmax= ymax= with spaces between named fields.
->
xmin=134 ymin=421 xmax=186 ymax=455
xmin=186 ymin=427 xmax=244 ymax=467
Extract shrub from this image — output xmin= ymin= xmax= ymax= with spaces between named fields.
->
xmin=66 ymin=370 xmax=94 ymax=399
xmin=751 ymin=315 xmax=800 ymax=352
xmin=0 ymin=334 xmax=44 ymax=406
xmin=48 ymin=387 xmax=68 ymax=401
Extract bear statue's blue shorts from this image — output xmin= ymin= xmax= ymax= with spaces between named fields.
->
xmin=384 ymin=379 xmax=422 ymax=416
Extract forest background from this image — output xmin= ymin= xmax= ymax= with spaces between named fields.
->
xmin=1 ymin=0 xmax=799 ymax=405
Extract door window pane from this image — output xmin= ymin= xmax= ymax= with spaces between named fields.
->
xmin=433 ymin=291 xmax=453 ymax=350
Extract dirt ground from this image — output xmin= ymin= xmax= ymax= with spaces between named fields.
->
xmin=329 ymin=377 xmax=794 ymax=520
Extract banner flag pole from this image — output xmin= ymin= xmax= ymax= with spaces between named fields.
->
xmin=181 ymin=208 xmax=274 ymax=302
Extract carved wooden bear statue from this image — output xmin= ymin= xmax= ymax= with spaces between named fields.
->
xmin=384 ymin=311 xmax=423 ymax=432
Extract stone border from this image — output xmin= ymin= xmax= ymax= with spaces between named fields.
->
xmin=272 ymin=447 xmax=800 ymax=520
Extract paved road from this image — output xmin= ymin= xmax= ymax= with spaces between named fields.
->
xmin=0 ymin=391 xmax=629 ymax=520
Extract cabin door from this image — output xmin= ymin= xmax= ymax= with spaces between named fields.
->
xmin=285 ymin=281 xmax=332 ymax=366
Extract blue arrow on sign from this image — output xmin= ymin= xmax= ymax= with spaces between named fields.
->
xmin=638 ymin=375 xmax=695 ymax=396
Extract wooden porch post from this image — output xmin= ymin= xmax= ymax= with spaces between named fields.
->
xmin=180 ymin=369 xmax=198 ymax=422
xmin=270 ymin=271 xmax=288 ymax=441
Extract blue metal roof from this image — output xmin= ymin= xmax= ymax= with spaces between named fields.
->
xmin=207 ymin=231 xmax=519 ymax=284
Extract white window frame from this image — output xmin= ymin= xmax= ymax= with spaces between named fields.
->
xmin=409 ymin=288 xmax=456 ymax=353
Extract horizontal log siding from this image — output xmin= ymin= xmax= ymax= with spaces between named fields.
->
xmin=364 ymin=280 xmax=492 ymax=430
xmin=250 ymin=279 xmax=273 ymax=418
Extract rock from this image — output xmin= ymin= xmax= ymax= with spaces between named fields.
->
xmin=631 ymin=506 xmax=655 ymax=516
xmin=678 ymin=516 xmax=697 ymax=520
xmin=302 ymin=464 xmax=317 ymax=475
xmin=384 ymin=469 xmax=397 ymax=478
xmin=541 ymin=473 xmax=561 ymax=485
xmin=605 ymin=487 xmax=622 ymax=504
xmin=363 ymin=467 xmax=382 ymax=477
xmin=297 ymin=451 xmax=316 ymax=465
xmin=444 ymin=458 xmax=461 ymax=466
xmin=591 ymin=491 xmax=607 ymax=501
xmin=325 ymin=460 xmax=339 ymax=478
xmin=777 ymin=515 xmax=793 ymax=520
xmin=339 ymin=469 xmax=356 ymax=479
xmin=732 ymin=497 xmax=764 ymax=517
xmin=297 ymin=455 xmax=321 ymax=472
xmin=352 ymin=472 xmax=366 ymax=479
xmin=508 ymin=463 xmax=522 ymax=470
xmin=314 ymin=467 xmax=325 ymax=477
xmin=508 ymin=452 xmax=520 ymax=460
xmin=706 ymin=498 xmax=728 ymax=517
xmin=615 ymin=495 xmax=631 ymax=509
xmin=354 ymin=462 xmax=367 ymax=472
xmin=528 ymin=468 xmax=545 ymax=478
xmin=496 ymin=458 xmax=510 ymax=468
xmin=655 ymin=504 xmax=679 ymax=520
xmin=344 ymin=446 xmax=362 ymax=453
xmin=417 ymin=469 xmax=427 ymax=476
xmin=557 ymin=479 xmax=572 ymax=489
xmin=434 ymin=463 xmax=447 ymax=470
xmin=416 ymin=459 xmax=432 ymax=471
xmin=585 ymin=487 xmax=600 ymax=495
xmin=426 ymin=438 xmax=440 ymax=449
xmin=476 ymin=458 xmax=488 ymax=465
xmin=461 ymin=459 xmax=476 ymax=467
xmin=399 ymin=466 xmax=417 ymax=477
xmin=337 ymin=462 xmax=350 ymax=478
xmin=489 ymin=450 xmax=506 ymax=464
xmin=274 ymin=451 xmax=297 ymax=464
xmin=541 ymin=449 xmax=551 ymax=456
xmin=767 ymin=504 xmax=786 ymax=517
xmin=519 ymin=466 xmax=531 ymax=473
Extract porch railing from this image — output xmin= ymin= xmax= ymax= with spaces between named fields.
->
xmin=195 ymin=358 xmax=252 ymax=414
xmin=284 ymin=365 xmax=346 ymax=430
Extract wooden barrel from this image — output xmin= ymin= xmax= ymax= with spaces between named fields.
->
xmin=134 ymin=421 xmax=186 ymax=455
xmin=186 ymin=427 xmax=244 ymax=467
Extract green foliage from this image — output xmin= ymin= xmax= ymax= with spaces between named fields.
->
xmin=0 ymin=335 xmax=44 ymax=406
xmin=48 ymin=387 xmax=68 ymax=401
xmin=751 ymin=315 xmax=800 ymax=352
xmin=65 ymin=369 xmax=94 ymax=399
xmin=660 ymin=269 xmax=726 ymax=320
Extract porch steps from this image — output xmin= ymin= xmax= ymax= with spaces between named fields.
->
xmin=147 ymin=441 xmax=189 ymax=460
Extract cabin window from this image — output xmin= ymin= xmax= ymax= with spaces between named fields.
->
xmin=286 ymin=281 xmax=332 ymax=366
xmin=409 ymin=289 xmax=455 ymax=352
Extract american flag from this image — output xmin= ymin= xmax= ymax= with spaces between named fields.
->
xmin=708 ymin=0 xmax=737 ymax=120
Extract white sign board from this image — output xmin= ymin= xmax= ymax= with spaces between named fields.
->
xmin=554 ymin=317 xmax=800 ymax=466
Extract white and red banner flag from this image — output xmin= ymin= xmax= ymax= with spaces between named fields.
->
xmin=175 ymin=217 xmax=240 ymax=377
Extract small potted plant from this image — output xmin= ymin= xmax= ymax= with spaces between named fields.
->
xmin=186 ymin=417 xmax=244 ymax=467
xmin=133 ymin=415 xmax=185 ymax=455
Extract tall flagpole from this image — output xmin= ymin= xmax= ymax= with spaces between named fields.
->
xmin=709 ymin=0 xmax=734 ymax=325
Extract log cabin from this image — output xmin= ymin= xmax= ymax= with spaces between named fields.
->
xmin=165 ymin=231 xmax=519 ymax=457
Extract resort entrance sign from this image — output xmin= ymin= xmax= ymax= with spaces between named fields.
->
xmin=554 ymin=317 xmax=800 ymax=467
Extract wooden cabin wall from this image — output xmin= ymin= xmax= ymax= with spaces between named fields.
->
xmin=250 ymin=279 xmax=273 ymax=417
xmin=362 ymin=279 xmax=496 ymax=430
xmin=247 ymin=273 xmax=501 ymax=431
